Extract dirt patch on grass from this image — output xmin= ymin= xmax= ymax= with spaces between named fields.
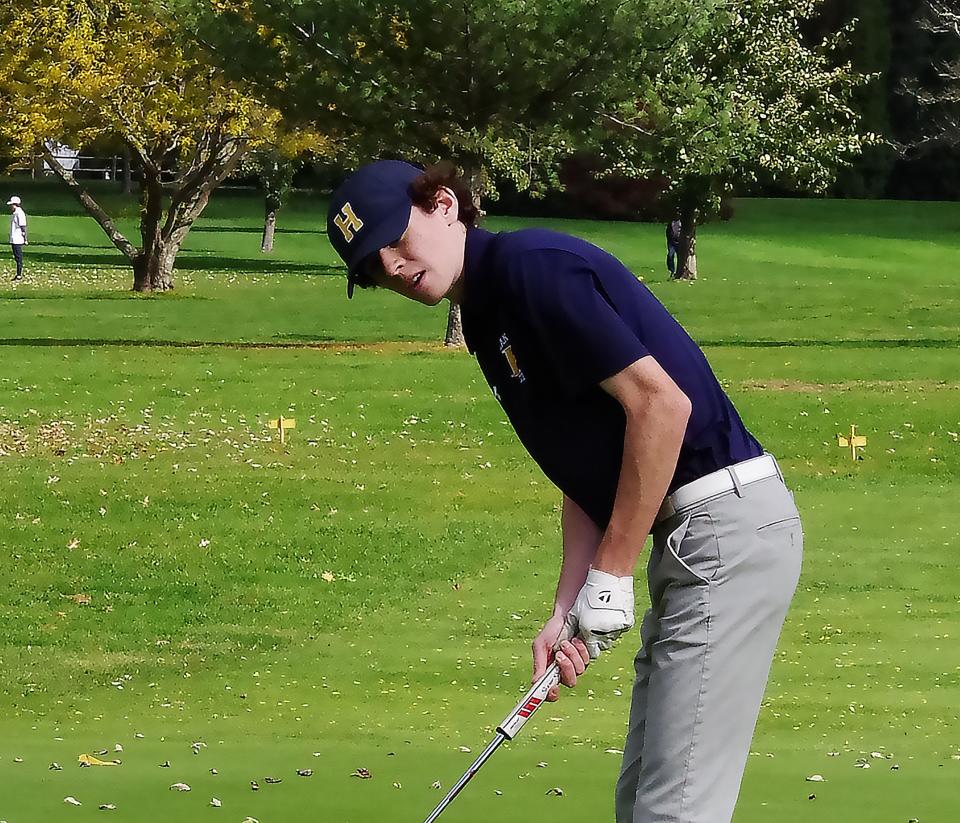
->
xmin=740 ymin=379 xmax=959 ymax=392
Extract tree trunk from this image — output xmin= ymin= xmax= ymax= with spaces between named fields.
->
xmin=123 ymin=148 xmax=133 ymax=195
xmin=676 ymin=204 xmax=698 ymax=281
xmin=261 ymin=207 xmax=277 ymax=252
xmin=132 ymin=243 xmax=177 ymax=292
xmin=145 ymin=135 xmax=248 ymax=292
xmin=445 ymin=303 xmax=464 ymax=347
xmin=135 ymin=167 xmax=168 ymax=292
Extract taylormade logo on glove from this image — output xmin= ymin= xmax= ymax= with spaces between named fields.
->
xmin=563 ymin=569 xmax=635 ymax=659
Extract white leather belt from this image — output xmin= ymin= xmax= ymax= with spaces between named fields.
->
xmin=657 ymin=453 xmax=782 ymax=523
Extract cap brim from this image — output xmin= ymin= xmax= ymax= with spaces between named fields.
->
xmin=345 ymin=207 xmax=411 ymax=274
xmin=342 ymin=206 xmax=411 ymax=298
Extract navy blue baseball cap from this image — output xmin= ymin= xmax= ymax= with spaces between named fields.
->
xmin=326 ymin=160 xmax=423 ymax=298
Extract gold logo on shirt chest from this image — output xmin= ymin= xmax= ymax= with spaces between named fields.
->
xmin=499 ymin=334 xmax=526 ymax=383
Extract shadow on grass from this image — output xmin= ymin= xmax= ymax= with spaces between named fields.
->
xmin=699 ymin=338 xmax=960 ymax=348
xmin=0 ymin=337 xmax=955 ymax=349
xmin=0 ymin=292 xmax=214 ymax=301
xmin=192 ymin=225 xmax=327 ymax=236
xmin=0 ymin=337 xmax=340 ymax=348
xmin=16 ymin=250 xmax=341 ymax=275
xmin=32 ymin=241 xmax=118 ymax=250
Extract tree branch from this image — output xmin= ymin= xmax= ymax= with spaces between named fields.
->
xmin=41 ymin=145 xmax=139 ymax=260
xmin=597 ymin=111 xmax=654 ymax=136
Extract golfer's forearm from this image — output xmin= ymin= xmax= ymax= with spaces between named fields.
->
xmin=592 ymin=397 xmax=689 ymax=577
xmin=552 ymin=495 xmax=602 ymax=616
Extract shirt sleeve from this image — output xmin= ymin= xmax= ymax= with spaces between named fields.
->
xmin=505 ymin=248 xmax=649 ymax=394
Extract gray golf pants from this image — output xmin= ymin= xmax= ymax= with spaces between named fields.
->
xmin=615 ymin=464 xmax=803 ymax=823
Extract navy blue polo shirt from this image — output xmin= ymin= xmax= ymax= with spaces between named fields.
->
xmin=460 ymin=227 xmax=763 ymax=529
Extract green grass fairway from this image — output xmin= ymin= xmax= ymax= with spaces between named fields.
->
xmin=0 ymin=181 xmax=957 ymax=822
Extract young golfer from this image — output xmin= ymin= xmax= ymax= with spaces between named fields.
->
xmin=326 ymin=160 xmax=803 ymax=823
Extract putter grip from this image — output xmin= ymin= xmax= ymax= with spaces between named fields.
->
xmin=496 ymin=662 xmax=561 ymax=740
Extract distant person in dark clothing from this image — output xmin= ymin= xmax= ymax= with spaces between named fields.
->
xmin=666 ymin=217 xmax=681 ymax=278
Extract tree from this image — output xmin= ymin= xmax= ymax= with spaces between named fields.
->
xmin=810 ymin=0 xmax=897 ymax=199
xmin=601 ymin=0 xmax=877 ymax=279
xmin=189 ymin=0 xmax=690 ymax=342
xmin=901 ymin=0 xmax=960 ymax=151
xmin=234 ymin=130 xmax=321 ymax=253
xmin=257 ymin=154 xmax=296 ymax=253
xmin=0 ymin=0 xmax=316 ymax=291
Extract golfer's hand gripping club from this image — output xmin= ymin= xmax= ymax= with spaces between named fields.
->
xmin=563 ymin=568 xmax=635 ymax=659
xmin=420 ymin=663 xmax=561 ymax=823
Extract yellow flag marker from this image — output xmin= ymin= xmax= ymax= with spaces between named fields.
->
xmin=837 ymin=424 xmax=867 ymax=461
xmin=78 ymin=753 xmax=121 ymax=766
xmin=267 ymin=415 xmax=296 ymax=444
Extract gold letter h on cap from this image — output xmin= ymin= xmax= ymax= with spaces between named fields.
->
xmin=334 ymin=202 xmax=364 ymax=243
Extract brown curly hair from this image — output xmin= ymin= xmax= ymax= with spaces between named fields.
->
xmin=409 ymin=161 xmax=481 ymax=227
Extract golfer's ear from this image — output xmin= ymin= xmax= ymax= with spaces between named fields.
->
xmin=435 ymin=187 xmax=459 ymax=224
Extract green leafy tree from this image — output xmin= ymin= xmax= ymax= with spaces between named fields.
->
xmin=901 ymin=0 xmax=960 ymax=152
xmin=256 ymin=153 xmax=297 ymax=253
xmin=189 ymin=0 xmax=688 ymax=342
xmin=0 ymin=0 xmax=324 ymax=291
xmin=602 ymin=0 xmax=877 ymax=279
xmin=233 ymin=130 xmax=322 ymax=253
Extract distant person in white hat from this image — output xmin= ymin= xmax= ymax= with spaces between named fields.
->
xmin=8 ymin=195 xmax=28 ymax=281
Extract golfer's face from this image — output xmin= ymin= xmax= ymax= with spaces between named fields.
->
xmin=366 ymin=203 xmax=464 ymax=306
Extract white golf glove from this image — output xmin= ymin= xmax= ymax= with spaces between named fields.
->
xmin=561 ymin=569 xmax=635 ymax=660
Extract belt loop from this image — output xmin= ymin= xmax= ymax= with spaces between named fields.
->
xmin=769 ymin=453 xmax=784 ymax=483
xmin=728 ymin=466 xmax=744 ymax=498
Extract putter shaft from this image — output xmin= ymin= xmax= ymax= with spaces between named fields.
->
xmin=420 ymin=662 xmax=561 ymax=823
xmin=422 ymin=734 xmax=504 ymax=823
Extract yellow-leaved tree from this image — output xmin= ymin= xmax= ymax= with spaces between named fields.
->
xmin=0 ymin=0 xmax=325 ymax=291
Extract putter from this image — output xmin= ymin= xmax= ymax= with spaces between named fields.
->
xmin=421 ymin=661 xmax=561 ymax=823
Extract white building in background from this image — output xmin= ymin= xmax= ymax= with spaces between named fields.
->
xmin=42 ymin=141 xmax=80 ymax=174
